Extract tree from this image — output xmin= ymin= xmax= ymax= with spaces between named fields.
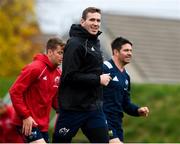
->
xmin=0 ymin=0 xmax=42 ymax=76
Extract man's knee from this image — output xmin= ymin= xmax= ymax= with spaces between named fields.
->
xmin=30 ymin=138 xmax=46 ymax=143
xmin=109 ymin=138 xmax=123 ymax=144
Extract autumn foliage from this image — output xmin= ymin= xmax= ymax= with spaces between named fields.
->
xmin=0 ymin=0 xmax=42 ymax=76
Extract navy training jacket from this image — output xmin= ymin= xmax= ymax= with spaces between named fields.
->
xmin=103 ymin=59 xmax=140 ymax=128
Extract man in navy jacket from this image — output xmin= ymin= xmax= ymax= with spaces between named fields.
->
xmin=103 ymin=37 xmax=149 ymax=143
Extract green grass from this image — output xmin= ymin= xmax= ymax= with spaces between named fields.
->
xmin=1 ymin=77 xmax=180 ymax=142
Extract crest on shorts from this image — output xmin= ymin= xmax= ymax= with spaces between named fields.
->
xmin=108 ymin=130 xmax=113 ymax=137
xmin=59 ymin=127 xmax=70 ymax=136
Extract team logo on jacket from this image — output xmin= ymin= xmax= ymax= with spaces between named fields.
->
xmin=91 ymin=47 xmax=95 ymax=51
xmin=125 ymin=79 xmax=128 ymax=85
xmin=43 ymin=76 xmax=47 ymax=80
xmin=112 ymin=76 xmax=119 ymax=81
xmin=124 ymin=79 xmax=129 ymax=91
xmin=53 ymin=76 xmax=60 ymax=88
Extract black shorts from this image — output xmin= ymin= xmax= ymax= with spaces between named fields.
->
xmin=17 ymin=127 xmax=49 ymax=143
xmin=53 ymin=109 xmax=109 ymax=143
xmin=108 ymin=127 xmax=124 ymax=142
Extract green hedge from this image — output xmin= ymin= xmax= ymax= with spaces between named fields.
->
xmin=123 ymin=83 xmax=180 ymax=142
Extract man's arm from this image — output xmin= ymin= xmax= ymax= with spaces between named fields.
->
xmin=9 ymin=64 xmax=39 ymax=135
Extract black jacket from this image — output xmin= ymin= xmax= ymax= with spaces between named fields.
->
xmin=58 ymin=24 xmax=103 ymax=111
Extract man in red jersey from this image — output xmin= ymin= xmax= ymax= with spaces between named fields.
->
xmin=0 ymin=99 xmax=24 ymax=143
xmin=9 ymin=37 xmax=65 ymax=143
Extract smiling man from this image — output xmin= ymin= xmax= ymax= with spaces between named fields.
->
xmin=53 ymin=7 xmax=111 ymax=143
xmin=103 ymin=37 xmax=149 ymax=143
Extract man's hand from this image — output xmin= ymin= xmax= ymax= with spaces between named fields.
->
xmin=138 ymin=107 xmax=149 ymax=117
xmin=100 ymin=73 xmax=112 ymax=86
xmin=22 ymin=116 xmax=38 ymax=136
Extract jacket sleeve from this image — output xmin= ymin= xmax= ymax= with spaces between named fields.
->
xmin=62 ymin=39 xmax=100 ymax=86
xmin=9 ymin=64 xmax=40 ymax=119
xmin=122 ymin=75 xmax=140 ymax=116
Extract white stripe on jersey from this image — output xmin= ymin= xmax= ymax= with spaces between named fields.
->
xmin=103 ymin=61 xmax=113 ymax=69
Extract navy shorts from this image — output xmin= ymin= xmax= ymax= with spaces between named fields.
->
xmin=108 ymin=126 xmax=124 ymax=141
xmin=17 ymin=127 xmax=49 ymax=143
xmin=53 ymin=109 xmax=109 ymax=143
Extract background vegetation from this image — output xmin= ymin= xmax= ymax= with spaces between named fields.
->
xmin=1 ymin=77 xmax=180 ymax=143
xmin=0 ymin=0 xmax=42 ymax=77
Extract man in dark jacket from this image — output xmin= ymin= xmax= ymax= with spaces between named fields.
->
xmin=53 ymin=7 xmax=111 ymax=143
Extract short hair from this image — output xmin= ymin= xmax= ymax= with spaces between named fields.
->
xmin=46 ymin=37 xmax=65 ymax=53
xmin=82 ymin=7 xmax=101 ymax=20
xmin=111 ymin=37 xmax=132 ymax=54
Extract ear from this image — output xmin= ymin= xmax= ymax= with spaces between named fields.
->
xmin=114 ymin=49 xmax=119 ymax=55
xmin=47 ymin=49 xmax=53 ymax=55
xmin=80 ymin=18 xmax=85 ymax=26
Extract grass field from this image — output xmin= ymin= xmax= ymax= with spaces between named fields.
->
xmin=1 ymin=77 xmax=180 ymax=142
